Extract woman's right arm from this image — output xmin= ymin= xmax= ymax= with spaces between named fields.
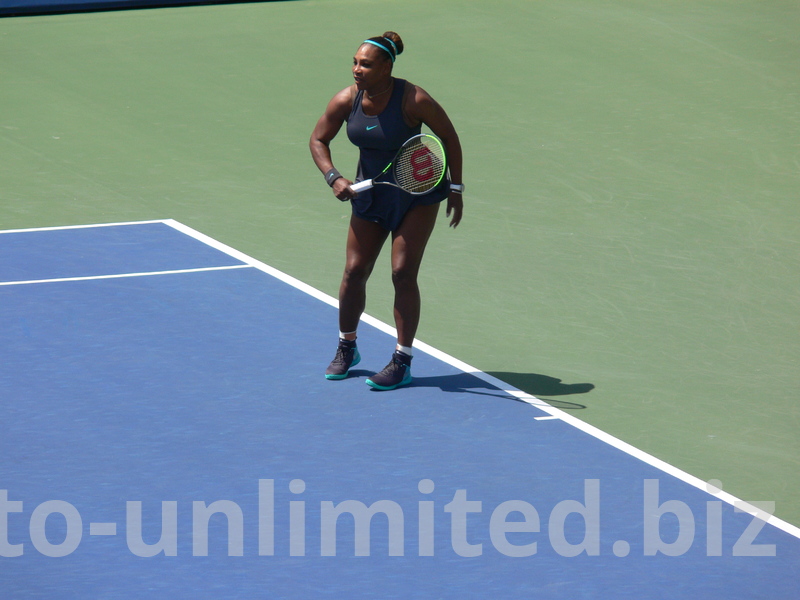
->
xmin=309 ymin=87 xmax=355 ymax=201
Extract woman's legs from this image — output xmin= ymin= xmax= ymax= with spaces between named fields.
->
xmin=390 ymin=202 xmax=440 ymax=349
xmin=325 ymin=215 xmax=389 ymax=380
xmin=364 ymin=202 xmax=439 ymax=390
xmin=329 ymin=203 xmax=440 ymax=386
xmin=338 ymin=214 xmax=390 ymax=339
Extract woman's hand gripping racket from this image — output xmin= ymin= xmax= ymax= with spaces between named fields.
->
xmin=350 ymin=133 xmax=446 ymax=196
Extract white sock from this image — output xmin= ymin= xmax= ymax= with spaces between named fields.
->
xmin=396 ymin=344 xmax=413 ymax=357
xmin=339 ymin=330 xmax=357 ymax=341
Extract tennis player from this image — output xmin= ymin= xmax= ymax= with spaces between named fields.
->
xmin=310 ymin=31 xmax=464 ymax=390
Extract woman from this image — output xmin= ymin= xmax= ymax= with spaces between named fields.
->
xmin=309 ymin=31 xmax=464 ymax=391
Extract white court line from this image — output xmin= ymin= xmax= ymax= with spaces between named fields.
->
xmin=0 ymin=265 xmax=251 ymax=287
xmin=0 ymin=219 xmax=167 ymax=235
xmin=162 ymin=219 xmax=800 ymax=541
xmin=5 ymin=219 xmax=799 ymax=540
xmin=0 ymin=220 xmax=251 ymax=286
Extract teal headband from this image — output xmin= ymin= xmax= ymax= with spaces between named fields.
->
xmin=363 ymin=38 xmax=397 ymax=62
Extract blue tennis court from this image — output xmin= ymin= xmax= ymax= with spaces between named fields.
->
xmin=1 ymin=221 xmax=798 ymax=598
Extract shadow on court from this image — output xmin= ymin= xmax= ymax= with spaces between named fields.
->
xmin=488 ymin=371 xmax=595 ymax=396
xmin=365 ymin=370 xmax=595 ymax=410
xmin=487 ymin=371 xmax=594 ymax=410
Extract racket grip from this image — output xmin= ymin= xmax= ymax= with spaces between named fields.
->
xmin=349 ymin=179 xmax=374 ymax=193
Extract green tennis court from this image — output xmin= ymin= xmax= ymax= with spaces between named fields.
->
xmin=2 ymin=0 xmax=798 ymax=582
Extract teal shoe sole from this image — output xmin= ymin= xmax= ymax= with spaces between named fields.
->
xmin=365 ymin=371 xmax=412 ymax=391
xmin=324 ymin=349 xmax=361 ymax=380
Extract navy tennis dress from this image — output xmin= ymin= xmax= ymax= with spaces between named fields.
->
xmin=346 ymin=78 xmax=449 ymax=231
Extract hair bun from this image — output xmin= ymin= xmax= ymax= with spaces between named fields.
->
xmin=381 ymin=31 xmax=404 ymax=55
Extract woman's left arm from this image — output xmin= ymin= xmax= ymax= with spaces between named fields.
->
xmin=406 ymin=86 xmax=463 ymax=228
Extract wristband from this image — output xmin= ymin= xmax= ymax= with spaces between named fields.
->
xmin=449 ymin=183 xmax=465 ymax=194
xmin=325 ymin=168 xmax=343 ymax=187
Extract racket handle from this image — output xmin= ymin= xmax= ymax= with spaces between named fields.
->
xmin=350 ymin=179 xmax=374 ymax=193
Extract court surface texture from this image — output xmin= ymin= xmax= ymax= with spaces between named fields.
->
xmin=2 ymin=0 xmax=799 ymax=597
xmin=0 ymin=220 xmax=797 ymax=598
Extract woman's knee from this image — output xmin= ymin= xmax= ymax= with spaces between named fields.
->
xmin=342 ymin=261 xmax=373 ymax=288
xmin=391 ymin=265 xmax=419 ymax=291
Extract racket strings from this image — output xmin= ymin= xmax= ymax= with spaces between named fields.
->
xmin=394 ymin=138 xmax=446 ymax=194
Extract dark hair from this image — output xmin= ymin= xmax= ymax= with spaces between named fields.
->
xmin=363 ymin=31 xmax=404 ymax=62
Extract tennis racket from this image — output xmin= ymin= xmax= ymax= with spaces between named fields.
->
xmin=350 ymin=133 xmax=446 ymax=195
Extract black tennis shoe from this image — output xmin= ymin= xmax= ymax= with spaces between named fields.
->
xmin=366 ymin=351 xmax=412 ymax=390
xmin=325 ymin=340 xmax=361 ymax=380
